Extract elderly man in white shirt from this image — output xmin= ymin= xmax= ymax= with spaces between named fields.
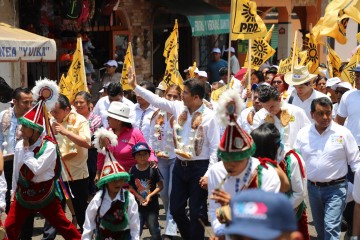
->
xmin=285 ymin=66 xmax=330 ymax=121
xmin=252 ymin=84 xmax=310 ymax=148
xmin=93 ymin=82 xmax=135 ymax=128
xmin=128 ymin=71 xmax=220 ymax=240
xmin=294 ymin=97 xmax=360 ymax=240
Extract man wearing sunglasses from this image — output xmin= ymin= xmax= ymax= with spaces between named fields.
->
xmin=102 ymin=60 xmax=121 ymax=86
xmin=330 ymin=81 xmax=352 ymax=119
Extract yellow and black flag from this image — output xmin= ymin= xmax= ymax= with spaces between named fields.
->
xmin=189 ymin=61 xmax=197 ymax=78
xmin=163 ymin=20 xmax=183 ymax=89
xmin=341 ymin=47 xmax=360 ymax=85
xmin=231 ymin=0 xmax=267 ymax=40
xmin=303 ymin=33 xmax=319 ymax=74
xmin=278 ymin=42 xmax=299 ymax=74
xmin=339 ymin=0 xmax=360 ymax=24
xmin=327 ymin=43 xmax=342 ymax=78
xmin=121 ymin=42 xmax=135 ymax=91
xmin=244 ymin=38 xmax=275 ymax=70
xmin=59 ymin=37 xmax=88 ymax=103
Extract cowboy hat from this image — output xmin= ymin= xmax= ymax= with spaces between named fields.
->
xmin=284 ymin=66 xmax=317 ymax=85
xmin=105 ymin=101 xmax=133 ymax=123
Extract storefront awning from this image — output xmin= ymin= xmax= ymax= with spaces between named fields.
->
xmin=153 ymin=0 xmax=230 ymax=36
xmin=0 ymin=22 xmax=57 ymax=62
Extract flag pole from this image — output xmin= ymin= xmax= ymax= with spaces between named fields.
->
xmin=226 ymin=0 xmax=233 ymax=88
xmin=247 ymin=39 xmax=252 ymax=90
xmin=291 ymin=31 xmax=297 ymax=73
xmin=78 ymin=37 xmax=88 ymax=92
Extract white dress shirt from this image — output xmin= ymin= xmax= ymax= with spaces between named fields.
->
xmin=253 ymin=102 xmax=310 ymax=148
xmin=132 ymin=103 xmax=156 ymax=143
xmin=149 ymin=110 xmax=176 ymax=159
xmin=287 ymin=89 xmax=329 ymax=121
xmin=237 ymin=106 xmax=255 ymax=134
xmin=207 ymin=158 xmax=280 ymax=237
xmin=82 ymin=189 xmax=140 ymax=240
xmin=294 ymin=121 xmax=360 ymax=182
xmin=93 ymin=96 xmax=135 ymax=128
xmin=337 ymin=89 xmax=360 ymax=146
xmin=134 ymin=85 xmax=220 ymax=167
xmin=277 ymin=146 xmax=307 ymax=208
xmin=11 ymin=138 xmax=57 ymax=196
xmin=352 ymin=170 xmax=360 ymax=203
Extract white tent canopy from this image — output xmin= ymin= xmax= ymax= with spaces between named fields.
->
xmin=0 ymin=22 xmax=57 ymax=62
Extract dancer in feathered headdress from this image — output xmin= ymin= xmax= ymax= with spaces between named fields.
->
xmin=82 ymin=128 xmax=140 ymax=240
xmin=4 ymin=79 xmax=81 ymax=240
xmin=206 ymin=89 xmax=281 ymax=238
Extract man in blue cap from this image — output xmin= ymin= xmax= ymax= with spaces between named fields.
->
xmin=222 ymin=189 xmax=303 ymax=240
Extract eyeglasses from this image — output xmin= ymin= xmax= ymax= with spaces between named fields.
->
xmin=335 ymin=89 xmax=348 ymax=94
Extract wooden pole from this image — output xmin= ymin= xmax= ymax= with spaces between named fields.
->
xmin=247 ymin=39 xmax=252 ymax=90
xmin=291 ymin=31 xmax=297 ymax=73
xmin=226 ymin=0 xmax=233 ymax=88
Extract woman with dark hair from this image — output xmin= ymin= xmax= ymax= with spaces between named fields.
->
xmin=271 ymin=74 xmax=289 ymax=100
xmin=74 ymin=91 xmax=102 ymax=198
xmin=251 ymin=123 xmax=309 ymax=240
xmin=251 ymin=70 xmax=265 ymax=85
xmin=149 ymin=84 xmax=182 ymax=239
xmin=96 ymin=101 xmax=157 ymax=177
xmin=315 ymin=75 xmax=327 ymax=95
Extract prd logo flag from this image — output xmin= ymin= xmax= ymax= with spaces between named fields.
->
xmin=341 ymin=47 xmax=360 ymax=85
xmin=121 ymin=42 xmax=135 ymax=91
xmin=244 ymin=38 xmax=275 ymax=70
xmin=231 ymin=0 xmax=267 ymax=40
xmin=303 ymin=33 xmax=319 ymax=74
xmin=327 ymin=43 xmax=342 ymax=78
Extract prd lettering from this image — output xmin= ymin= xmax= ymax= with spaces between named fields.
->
xmin=250 ymin=55 xmax=264 ymax=66
xmin=239 ymin=23 xmax=259 ymax=32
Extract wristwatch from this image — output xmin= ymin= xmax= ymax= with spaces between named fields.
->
xmin=350 ymin=236 xmax=359 ymax=240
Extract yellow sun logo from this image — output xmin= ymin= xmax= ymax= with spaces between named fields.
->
xmin=252 ymin=40 xmax=268 ymax=58
xmin=241 ymin=3 xmax=255 ymax=22
xmin=307 ymin=42 xmax=318 ymax=63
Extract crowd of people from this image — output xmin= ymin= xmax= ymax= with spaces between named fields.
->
xmin=0 ymin=47 xmax=360 ymax=240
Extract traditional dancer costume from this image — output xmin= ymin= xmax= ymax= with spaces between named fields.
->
xmin=82 ymin=128 xmax=140 ymax=240
xmin=4 ymin=79 xmax=81 ymax=240
xmin=207 ymin=89 xmax=281 ymax=237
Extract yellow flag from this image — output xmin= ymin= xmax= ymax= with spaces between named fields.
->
xmin=120 ymin=42 xmax=135 ymax=91
xmin=311 ymin=0 xmax=352 ymax=44
xmin=277 ymin=42 xmax=299 ymax=74
xmin=341 ymin=47 xmax=360 ymax=85
xmin=60 ymin=37 xmax=88 ymax=103
xmin=357 ymin=32 xmax=360 ymax=43
xmin=303 ymin=33 xmax=319 ymax=74
xmin=298 ymin=50 xmax=308 ymax=66
xmin=264 ymin=24 xmax=275 ymax=43
xmin=327 ymin=43 xmax=342 ymax=78
xmin=244 ymin=38 xmax=275 ymax=70
xmin=340 ymin=0 xmax=360 ymax=24
xmin=163 ymin=21 xmax=183 ymax=89
xmin=189 ymin=61 xmax=197 ymax=78
xmin=58 ymin=74 xmax=70 ymax=97
xmin=163 ymin=19 xmax=179 ymax=63
xmin=231 ymin=0 xmax=267 ymax=40
xmin=211 ymin=84 xmax=228 ymax=102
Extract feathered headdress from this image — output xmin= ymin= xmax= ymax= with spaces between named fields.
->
xmin=217 ymin=89 xmax=256 ymax=161
xmin=18 ymin=78 xmax=59 ymax=133
xmin=93 ymin=128 xmax=130 ymax=188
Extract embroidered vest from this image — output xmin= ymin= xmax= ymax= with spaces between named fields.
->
xmin=96 ymin=190 xmax=130 ymax=240
xmin=16 ymin=138 xmax=61 ymax=209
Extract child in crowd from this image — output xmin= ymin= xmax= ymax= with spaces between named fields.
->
xmin=82 ymin=128 xmax=140 ymax=240
xmin=129 ymin=142 xmax=163 ymax=240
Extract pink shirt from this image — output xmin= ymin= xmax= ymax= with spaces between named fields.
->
xmin=97 ymin=127 xmax=157 ymax=173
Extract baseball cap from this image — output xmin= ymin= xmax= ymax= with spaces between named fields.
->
xmin=132 ymin=142 xmax=151 ymax=156
xmin=104 ymin=60 xmax=118 ymax=68
xmin=224 ymin=189 xmax=297 ymax=239
xmin=197 ymin=71 xmax=208 ymax=78
xmin=224 ymin=47 xmax=235 ymax=53
xmin=212 ymin=48 xmax=221 ymax=54
xmin=331 ymin=81 xmax=353 ymax=91
xmin=326 ymin=77 xmax=341 ymax=88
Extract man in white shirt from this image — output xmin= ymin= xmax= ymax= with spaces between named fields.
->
xmin=294 ymin=97 xmax=360 ymax=240
xmin=128 ymin=71 xmax=220 ymax=240
xmin=133 ymin=81 xmax=156 ymax=143
xmin=93 ymin=82 xmax=135 ymax=128
xmin=336 ymin=64 xmax=360 ymax=148
xmin=285 ymin=65 xmax=329 ymax=121
xmin=224 ymin=47 xmax=240 ymax=75
xmin=252 ymin=84 xmax=310 ymax=148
